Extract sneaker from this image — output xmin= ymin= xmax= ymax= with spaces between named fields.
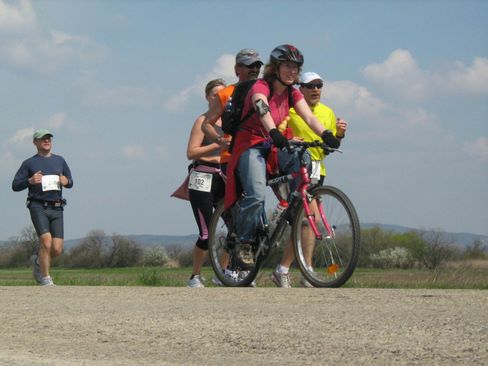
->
xmin=239 ymin=270 xmax=257 ymax=287
xmin=187 ymin=275 xmax=205 ymax=288
xmin=212 ymin=269 xmax=240 ymax=286
xmin=30 ymin=254 xmax=42 ymax=284
xmin=40 ymin=276 xmax=55 ymax=287
xmin=235 ymin=243 xmax=254 ymax=269
xmin=300 ymin=275 xmax=314 ymax=288
xmin=270 ymin=270 xmax=292 ymax=288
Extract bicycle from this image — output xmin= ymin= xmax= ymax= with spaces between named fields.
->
xmin=208 ymin=140 xmax=360 ymax=287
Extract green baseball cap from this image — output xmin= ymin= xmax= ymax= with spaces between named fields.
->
xmin=33 ymin=129 xmax=53 ymax=140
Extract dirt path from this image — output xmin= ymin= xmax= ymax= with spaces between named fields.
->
xmin=0 ymin=287 xmax=487 ymax=365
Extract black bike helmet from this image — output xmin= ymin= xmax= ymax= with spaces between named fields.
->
xmin=270 ymin=44 xmax=304 ymax=67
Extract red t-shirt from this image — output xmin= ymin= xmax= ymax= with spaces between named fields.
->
xmin=240 ymin=79 xmax=303 ymax=137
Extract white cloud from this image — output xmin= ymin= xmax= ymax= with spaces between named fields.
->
xmin=0 ymin=0 xmax=36 ymax=31
xmin=327 ymin=80 xmax=386 ymax=118
xmin=464 ymin=137 xmax=488 ymax=162
xmin=441 ymin=57 xmax=488 ymax=94
xmin=362 ymin=49 xmax=430 ymax=99
xmin=362 ymin=49 xmax=488 ymax=100
xmin=8 ymin=127 xmax=33 ymax=143
xmin=0 ymin=25 xmax=108 ymax=72
xmin=0 ymin=34 xmax=107 ymax=72
xmin=121 ymin=144 xmax=145 ymax=160
xmin=164 ymin=54 xmax=236 ymax=112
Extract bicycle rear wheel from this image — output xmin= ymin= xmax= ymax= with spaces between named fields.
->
xmin=208 ymin=200 xmax=259 ymax=287
xmin=291 ymin=185 xmax=360 ymax=288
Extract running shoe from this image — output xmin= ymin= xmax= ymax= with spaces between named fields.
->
xmin=212 ymin=270 xmax=239 ymax=286
xmin=40 ymin=276 xmax=55 ymax=287
xmin=270 ymin=270 xmax=292 ymax=288
xmin=30 ymin=254 xmax=42 ymax=284
xmin=187 ymin=275 xmax=205 ymax=288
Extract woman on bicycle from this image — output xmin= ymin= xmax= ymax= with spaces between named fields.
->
xmin=186 ymin=78 xmax=228 ymax=288
xmin=222 ymin=44 xmax=340 ymax=269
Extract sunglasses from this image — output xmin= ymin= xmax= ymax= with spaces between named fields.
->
xmin=301 ymin=82 xmax=323 ymax=90
xmin=243 ymin=62 xmax=262 ymax=69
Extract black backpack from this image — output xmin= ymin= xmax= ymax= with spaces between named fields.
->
xmin=221 ymin=79 xmax=258 ymax=136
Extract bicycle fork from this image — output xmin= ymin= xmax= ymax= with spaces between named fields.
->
xmin=299 ymin=191 xmax=335 ymax=241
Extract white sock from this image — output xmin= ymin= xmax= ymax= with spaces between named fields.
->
xmin=276 ymin=265 xmax=289 ymax=274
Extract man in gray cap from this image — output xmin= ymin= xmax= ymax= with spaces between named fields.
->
xmin=12 ymin=129 xmax=73 ymax=286
xmin=200 ymin=48 xmax=262 ymax=287
xmin=202 ymin=48 xmax=263 ymax=149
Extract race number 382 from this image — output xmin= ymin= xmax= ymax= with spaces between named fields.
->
xmin=188 ymin=171 xmax=213 ymax=192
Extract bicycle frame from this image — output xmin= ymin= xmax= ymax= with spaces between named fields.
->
xmin=266 ymin=141 xmax=338 ymax=245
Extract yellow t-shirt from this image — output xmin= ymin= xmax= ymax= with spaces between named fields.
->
xmin=288 ymin=103 xmax=337 ymax=177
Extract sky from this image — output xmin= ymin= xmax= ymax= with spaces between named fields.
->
xmin=1 ymin=0 xmax=487 ymax=241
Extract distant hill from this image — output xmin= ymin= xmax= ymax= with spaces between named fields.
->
xmin=2 ymin=224 xmax=486 ymax=249
xmin=63 ymin=234 xmax=198 ymax=250
xmin=361 ymin=223 xmax=487 ymax=247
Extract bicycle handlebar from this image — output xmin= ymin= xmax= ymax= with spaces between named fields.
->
xmin=286 ymin=140 xmax=342 ymax=154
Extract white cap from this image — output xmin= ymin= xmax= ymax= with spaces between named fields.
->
xmin=300 ymin=71 xmax=323 ymax=84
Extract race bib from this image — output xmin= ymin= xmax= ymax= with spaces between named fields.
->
xmin=188 ymin=171 xmax=212 ymax=192
xmin=310 ymin=161 xmax=321 ymax=181
xmin=41 ymin=175 xmax=61 ymax=191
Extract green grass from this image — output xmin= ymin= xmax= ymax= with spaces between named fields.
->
xmin=1 ymin=262 xmax=487 ymax=288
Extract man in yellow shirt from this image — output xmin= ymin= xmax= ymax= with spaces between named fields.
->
xmin=289 ymin=71 xmax=347 ymax=184
xmin=270 ymin=72 xmax=348 ymax=288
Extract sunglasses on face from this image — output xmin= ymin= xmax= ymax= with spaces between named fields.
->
xmin=301 ymin=82 xmax=324 ymax=90
xmin=243 ymin=62 xmax=262 ymax=69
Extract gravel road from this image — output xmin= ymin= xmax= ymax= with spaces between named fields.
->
xmin=0 ymin=287 xmax=486 ymax=365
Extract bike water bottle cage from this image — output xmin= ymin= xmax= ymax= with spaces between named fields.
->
xmin=255 ymin=99 xmax=270 ymax=117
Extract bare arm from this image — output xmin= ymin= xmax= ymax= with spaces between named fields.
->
xmin=251 ymin=92 xmax=277 ymax=132
xmin=201 ymin=96 xmax=231 ymax=151
xmin=187 ymin=114 xmax=220 ymax=163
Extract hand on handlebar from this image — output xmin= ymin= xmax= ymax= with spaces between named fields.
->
xmin=269 ymin=128 xmax=290 ymax=150
xmin=321 ymin=129 xmax=341 ymax=149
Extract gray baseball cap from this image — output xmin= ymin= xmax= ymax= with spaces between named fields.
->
xmin=235 ymin=48 xmax=263 ymax=66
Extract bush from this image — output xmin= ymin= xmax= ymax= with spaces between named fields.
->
xmin=142 ymin=246 xmax=169 ymax=267
xmin=418 ymin=229 xmax=456 ymax=270
xmin=370 ymin=247 xmax=415 ymax=269
xmin=67 ymin=230 xmax=106 ymax=268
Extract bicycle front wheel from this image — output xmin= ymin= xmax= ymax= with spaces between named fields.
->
xmin=208 ymin=200 xmax=258 ymax=287
xmin=291 ymin=185 xmax=360 ymax=288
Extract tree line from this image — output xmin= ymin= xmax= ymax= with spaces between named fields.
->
xmin=0 ymin=226 xmax=486 ymax=270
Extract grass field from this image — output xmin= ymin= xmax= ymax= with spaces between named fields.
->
xmin=1 ymin=261 xmax=487 ymax=289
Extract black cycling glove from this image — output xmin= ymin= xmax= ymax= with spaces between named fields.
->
xmin=269 ymin=128 xmax=289 ymax=149
xmin=321 ymin=129 xmax=341 ymax=149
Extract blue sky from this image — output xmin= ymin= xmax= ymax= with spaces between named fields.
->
xmin=1 ymin=0 xmax=487 ymax=240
